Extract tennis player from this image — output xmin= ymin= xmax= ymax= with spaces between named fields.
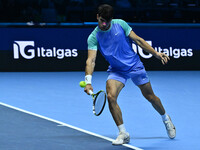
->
xmin=84 ymin=4 xmax=176 ymax=145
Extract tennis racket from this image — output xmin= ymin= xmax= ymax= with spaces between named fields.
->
xmin=88 ymin=90 xmax=106 ymax=116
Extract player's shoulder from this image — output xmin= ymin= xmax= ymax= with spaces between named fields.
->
xmin=88 ymin=27 xmax=99 ymax=39
xmin=90 ymin=26 xmax=100 ymax=35
xmin=112 ymin=19 xmax=132 ymax=36
xmin=87 ymin=27 xmax=99 ymax=44
xmin=112 ymin=19 xmax=127 ymax=24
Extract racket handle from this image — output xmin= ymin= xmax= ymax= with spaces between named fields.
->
xmin=89 ymin=90 xmax=93 ymax=95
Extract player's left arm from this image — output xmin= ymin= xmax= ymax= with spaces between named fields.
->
xmin=129 ymin=30 xmax=170 ymax=65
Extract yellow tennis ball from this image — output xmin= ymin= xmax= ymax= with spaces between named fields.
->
xmin=79 ymin=81 xmax=86 ymax=88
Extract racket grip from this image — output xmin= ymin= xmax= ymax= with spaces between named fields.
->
xmin=89 ymin=90 xmax=93 ymax=95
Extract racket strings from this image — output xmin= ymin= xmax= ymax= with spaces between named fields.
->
xmin=94 ymin=92 xmax=106 ymax=115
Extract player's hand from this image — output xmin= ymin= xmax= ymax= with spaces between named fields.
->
xmin=154 ymin=52 xmax=170 ymax=65
xmin=84 ymin=84 xmax=93 ymax=95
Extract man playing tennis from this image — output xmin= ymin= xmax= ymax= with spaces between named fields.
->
xmin=84 ymin=4 xmax=176 ymax=145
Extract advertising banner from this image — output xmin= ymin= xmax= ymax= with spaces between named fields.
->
xmin=0 ymin=26 xmax=199 ymax=71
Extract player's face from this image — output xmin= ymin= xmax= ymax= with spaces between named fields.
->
xmin=97 ymin=15 xmax=112 ymax=31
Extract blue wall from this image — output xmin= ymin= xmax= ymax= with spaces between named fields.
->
xmin=0 ymin=24 xmax=199 ymax=71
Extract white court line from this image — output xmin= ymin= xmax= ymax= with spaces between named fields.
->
xmin=0 ymin=102 xmax=143 ymax=150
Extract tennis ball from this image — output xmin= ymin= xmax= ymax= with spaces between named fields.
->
xmin=79 ymin=81 xmax=86 ymax=88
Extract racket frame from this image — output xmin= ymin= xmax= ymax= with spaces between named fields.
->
xmin=90 ymin=90 xmax=106 ymax=116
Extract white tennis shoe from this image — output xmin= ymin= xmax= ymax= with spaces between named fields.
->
xmin=163 ymin=115 xmax=176 ymax=139
xmin=112 ymin=132 xmax=130 ymax=145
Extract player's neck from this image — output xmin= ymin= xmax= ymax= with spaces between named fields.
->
xmin=99 ymin=24 xmax=111 ymax=31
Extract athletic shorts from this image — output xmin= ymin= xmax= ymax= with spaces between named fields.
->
xmin=107 ymin=67 xmax=149 ymax=86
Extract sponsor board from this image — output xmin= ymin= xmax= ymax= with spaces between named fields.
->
xmin=0 ymin=27 xmax=199 ymax=71
xmin=13 ymin=41 xmax=78 ymax=59
xmin=132 ymin=41 xmax=193 ymax=59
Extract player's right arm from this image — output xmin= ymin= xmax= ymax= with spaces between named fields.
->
xmin=84 ymin=50 xmax=97 ymax=95
xmin=85 ymin=29 xmax=98 ymax=95
xmin=85 ymin=50 xmax=97 ymax=75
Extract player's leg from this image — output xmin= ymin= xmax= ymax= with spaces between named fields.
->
xmin=138 ymin=82 xmax=165 ymax=115
xmin=106 ymin=79 xmax=124 ymax=126
xmin=106 ymin=73 xmax=130 ymax=145
xmin=130 ymin=67 xmax=166 ymax=115
xmin=130 ymin=67 xmax=176 ymax=139
xmin=138 ymin=82 xmax=176 ymax=139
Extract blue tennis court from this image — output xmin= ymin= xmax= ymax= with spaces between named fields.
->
xmin=0 ymin=71 xmax=200 ymax=150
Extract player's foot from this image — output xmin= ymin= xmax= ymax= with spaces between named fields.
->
xmin=163 ymin=115 xmax=176 ymax=139
xmin=112 ymin=132 xmax=130 ymax=145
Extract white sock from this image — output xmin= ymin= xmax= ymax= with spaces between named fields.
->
xmin=161 ymin=113 xmax=169 ymax=121
xmin=118 ymin=124 xmax=126 ymax=133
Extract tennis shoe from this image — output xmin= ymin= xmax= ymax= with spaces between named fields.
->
xmin=112 ymin=132 xmax=130 ymax=145
xmin=163 ymin=115 xmax=176 ymax=139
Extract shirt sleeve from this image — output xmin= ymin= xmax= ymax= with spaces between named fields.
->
xmin=87 ymin=31 xmax=98 ymax=50
xmin=115 ymin=19 xmax=132 ymax=36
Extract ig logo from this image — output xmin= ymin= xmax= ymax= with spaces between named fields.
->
xmin=132 ymin=41 xmax=153 ymax=59
xmin=13 ymin=41 xmax=35 ymax=59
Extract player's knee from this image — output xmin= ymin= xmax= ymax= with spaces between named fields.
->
xmin=107 ymin=93 xmax=117 ymax=104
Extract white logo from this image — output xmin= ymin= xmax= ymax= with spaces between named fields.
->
xmin=115 ymin=32 xmax=119 ymax=36
xmin=132 ymin=41 xmax=193 ymax=59
xmin=13 ymin=41 xmax=78 ymax=59
xmin=13 ymin=41 xmax=35 ymax=59
xmin=132 ymin=41 xmax=152 ymax=59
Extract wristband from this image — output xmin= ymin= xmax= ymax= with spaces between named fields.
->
xmin=85 ymin=75 xmax=92 ymax=84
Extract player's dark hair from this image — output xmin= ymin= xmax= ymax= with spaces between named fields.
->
xmin=97 ymin=4 xmax=113 ymax=21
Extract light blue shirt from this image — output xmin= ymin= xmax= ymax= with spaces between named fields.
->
xmin=87 ymin=19 xmax=142 ymax=72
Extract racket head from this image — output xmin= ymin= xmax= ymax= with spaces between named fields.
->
xmin=92 ymin=90 xmax=106 ymax=116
